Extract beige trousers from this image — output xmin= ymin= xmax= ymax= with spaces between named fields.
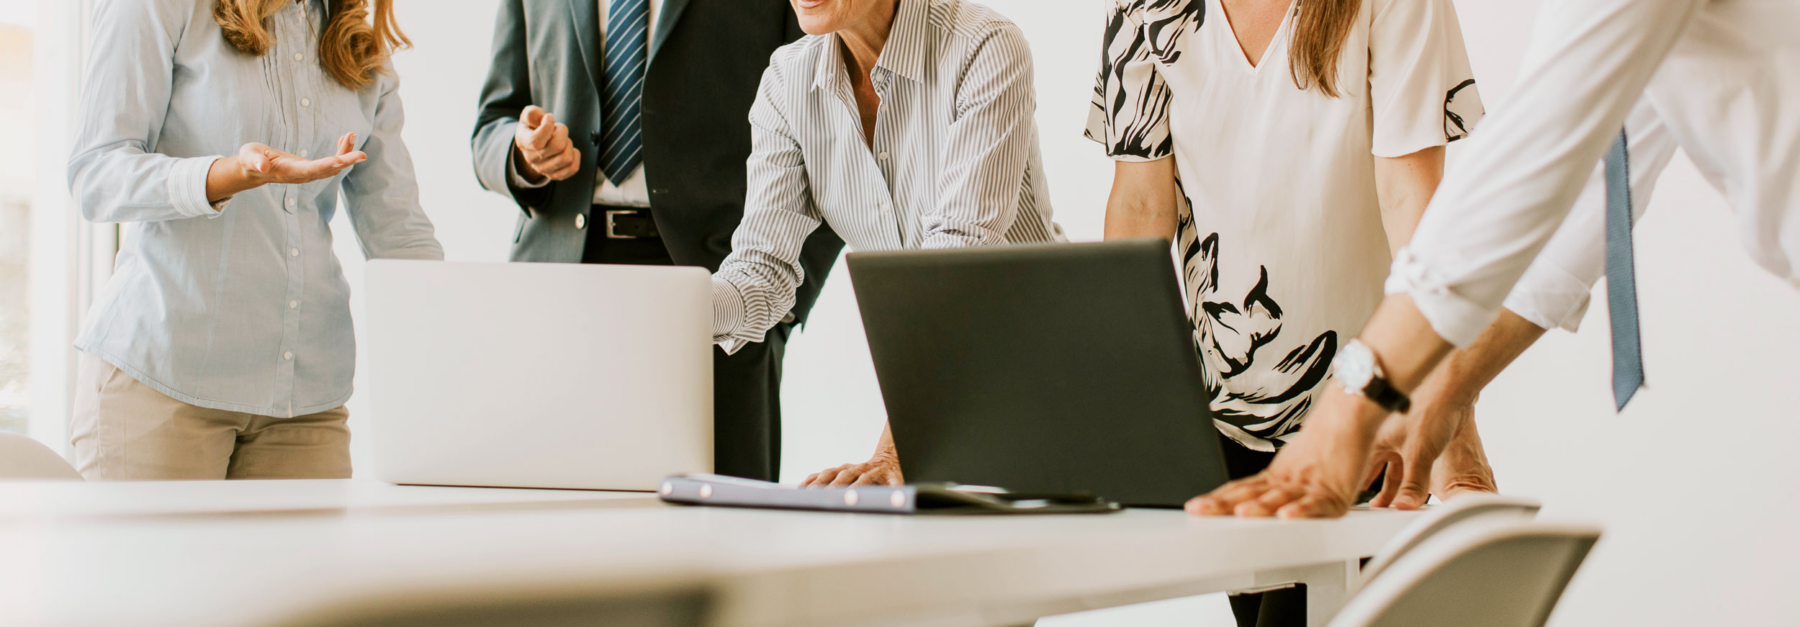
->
xmin=70 ymin=352 xmax=352 ymax=481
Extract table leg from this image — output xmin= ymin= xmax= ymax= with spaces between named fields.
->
xmin=1248 ymin=560 xmax=1359 ymax=627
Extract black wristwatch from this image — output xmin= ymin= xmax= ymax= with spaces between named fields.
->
xmin=1331 ymin=339 xmax=1412 ymax=413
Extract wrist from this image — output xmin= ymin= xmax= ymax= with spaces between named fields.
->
xmin=511 ymin=143 xmax=547 ymax=185
xmin=1323 ymin=381 xmax=1393 ymax=437
xmin=206 ymin=156 xmax=260 ymax=204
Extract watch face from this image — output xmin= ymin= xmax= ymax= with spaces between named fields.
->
xmin=1333 ymin=341 xmax=1375 ymax=391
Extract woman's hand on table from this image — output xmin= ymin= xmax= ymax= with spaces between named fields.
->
xmin=800 ymin=450 xmax=904 ymax=488
xmin=1186 ymin=382 xmax=1388 ymax=519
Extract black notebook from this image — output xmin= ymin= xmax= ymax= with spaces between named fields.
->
xmin=658 ymin=474 xmax=1122 ymax=515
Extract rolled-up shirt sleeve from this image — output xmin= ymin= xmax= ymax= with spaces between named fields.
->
xmin=1387 ymin=0 xmax=1703 ymax=347
xmin=1500 ymin=98 xmax=1677 ymax=333
xmin=68 ymin=0 xmax=228 ymax=223
xmin=712 ymin=63 xmax=824 ymax=354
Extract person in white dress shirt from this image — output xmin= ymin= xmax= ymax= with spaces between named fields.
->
xmin=1192 ymin=0 xmax=1800 ymax=519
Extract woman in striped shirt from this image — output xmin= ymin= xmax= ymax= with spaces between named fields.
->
xmin=709 ymin=0 xmax=1064 ymax=487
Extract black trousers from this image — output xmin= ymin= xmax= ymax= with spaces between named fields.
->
xmin=582 ymin=211 xmax=791 ymax=481
xmin=1218 ymin=435 xmax=1308 ymax=627
xmin=1217 ymin=434 xmax=1387 ymax=627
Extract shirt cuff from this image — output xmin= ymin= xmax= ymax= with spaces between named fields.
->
xmin=507 ymin=148 xmax=551 ymax=190
xmin=1500 ymin=260 xmax=1595 ymax=334
xmin=711 ymin=276 xmax=747 ymax=355
xmin=1384 ymin=248 xmax=1501 ymax=348
xmin=168 ymin=157 xmax=228 ymax=219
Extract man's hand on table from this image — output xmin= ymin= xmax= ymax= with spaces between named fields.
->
xmin=1365 ymin=367 xmax=1498 ymax=510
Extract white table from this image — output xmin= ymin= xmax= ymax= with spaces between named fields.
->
xmin=0 ymin=479 xmax=653 ymax=522
xmin=0 ymin=480 xmax=1417 ymax=627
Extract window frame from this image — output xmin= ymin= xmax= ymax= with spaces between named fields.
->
xmin=26 ymin=0 xmax=112 ymax=453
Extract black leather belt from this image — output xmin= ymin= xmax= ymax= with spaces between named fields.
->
xmin=600 ymin=208 xmax=660 ymax=239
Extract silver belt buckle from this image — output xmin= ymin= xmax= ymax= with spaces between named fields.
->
xmin=605 ymin=209 xmax=639 ymax=239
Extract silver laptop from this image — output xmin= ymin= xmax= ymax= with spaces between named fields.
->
xmin=366 ymin=260 xmax=712 ymax=491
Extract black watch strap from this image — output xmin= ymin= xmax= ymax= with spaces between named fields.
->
xmin=1363 ymin=377 xmax=1412 ymax=414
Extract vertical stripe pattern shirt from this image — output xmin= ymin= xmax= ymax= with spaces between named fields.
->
xmin=68 ymin=0 xmax=442 ymax=417
xmin=712 ymin=0 xmax=1064 ymax=352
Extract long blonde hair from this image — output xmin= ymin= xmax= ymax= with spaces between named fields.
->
xmin=1287 ymin=0 xmax=1359 ymax=97
xmin=214 ymin=0 xmax=410 ymax=90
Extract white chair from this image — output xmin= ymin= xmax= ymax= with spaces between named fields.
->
xmin=1359 ymin=494 xmax=1542 ymax=583
xmin=0 ymin=432 xmax=82 ymax=480
xmin=1328 ymin=523 xmax=1601 ymax=627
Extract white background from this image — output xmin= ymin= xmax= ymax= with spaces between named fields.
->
xmin=313 ymin=0 xmax=1800 ymax=625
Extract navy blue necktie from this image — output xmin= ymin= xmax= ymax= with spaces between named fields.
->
xmin=1604 ymin=129 xmax=1645 ymax=410
xmin=598 ymin=0 xmax=649 ymax=185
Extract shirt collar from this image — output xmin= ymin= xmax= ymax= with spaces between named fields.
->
xmin=812 ymin=0 xmax=929 ymax=92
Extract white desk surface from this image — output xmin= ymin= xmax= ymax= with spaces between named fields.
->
xmin=0 ymin=480 xmax=1418 ymax=627
xmin=0 ymin=479 xmax=653 ymax=522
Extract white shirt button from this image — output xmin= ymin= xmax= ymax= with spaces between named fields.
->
xmin=298 ymin=149 xmax=309 ymax=158
xmin=289 ymin=248 xmax=300 ymax=257
xmin=300 ymin=98 xmax=311 ymax=108
xmin=283 ymin=351 xmax=294 ymax=361
xmin=293 ymin=53 xmax=304 ymax=62
xmin=286 ymin=198 xmax=297 ymax=208
xmin=575 ymin=214 xmax=587 ymax=229
xmin=878 ymin=152 xmax=889 ymax=161
xmin=289 ymin=300 xmax=299 ymax=309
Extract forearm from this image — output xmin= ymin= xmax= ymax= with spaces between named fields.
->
xmin=1419 ymin=309 xmax=1548 ymax=405
xmin=1349 ymin=298 xmax=1544 ymax=436
xmin=1103 ymin=159 xmax=1178 ymax=241
xmin=1418 ymin=308 xmax=1548 ymax=401
xmin=69 ymin=148 xmax=232 ymax=223
xmin=1104 ymin=193 xmax=1177 ymax=240
xmin=1374 ymin=147 xmax=1444 ymax=255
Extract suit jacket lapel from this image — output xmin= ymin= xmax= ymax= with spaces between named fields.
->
xmin=569 ymin=0 xmax=606 ymax=93
xmin=650 ymin=0 xmax=693 ymax=63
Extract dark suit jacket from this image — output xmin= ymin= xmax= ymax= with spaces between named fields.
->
xmin=472 ymin=0 xmax=843 ymax=325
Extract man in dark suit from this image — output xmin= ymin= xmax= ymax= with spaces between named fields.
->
xmin=472 ymin=0 xmax=844 ymax=481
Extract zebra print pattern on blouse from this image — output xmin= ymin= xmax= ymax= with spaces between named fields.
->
xmin=1085 ymin=0 xmax=1203 ymax=160
xmin=710 ymin=0 xmax=1064 ymax=351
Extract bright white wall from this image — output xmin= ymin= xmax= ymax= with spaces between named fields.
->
xmin=335 ymin=1 xmax=1800 ymax=626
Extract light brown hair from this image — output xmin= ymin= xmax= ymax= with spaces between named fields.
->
xmin=1287 ymin=0 xmax=1359 ymax=98
xmin=214 ymin=0 xmax=410 ymax=90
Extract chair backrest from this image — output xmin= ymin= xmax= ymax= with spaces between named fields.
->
xmin=0 ymin=432 xmax=82 ymax=480
xmin=1359 ymin=494 xmax=1541 ymax=582
xmin=1328 ymin=523 xmax=1601 ymax=627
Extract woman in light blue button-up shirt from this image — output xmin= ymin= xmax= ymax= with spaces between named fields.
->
xmin=67 ymin=0 xmax=442 ymax=480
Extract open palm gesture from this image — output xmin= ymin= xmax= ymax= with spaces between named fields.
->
xmin=238 ymin=132 xmax=367 ymax=186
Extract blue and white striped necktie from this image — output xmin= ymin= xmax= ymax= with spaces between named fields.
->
xmin=1604 ymin=129 xmax=1645 ymax=410
xmin=598 ymin=0 xmax=649 ymax=185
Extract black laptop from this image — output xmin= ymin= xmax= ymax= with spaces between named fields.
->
xmin=847 ymin=239 xmax=1230 ymax=508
